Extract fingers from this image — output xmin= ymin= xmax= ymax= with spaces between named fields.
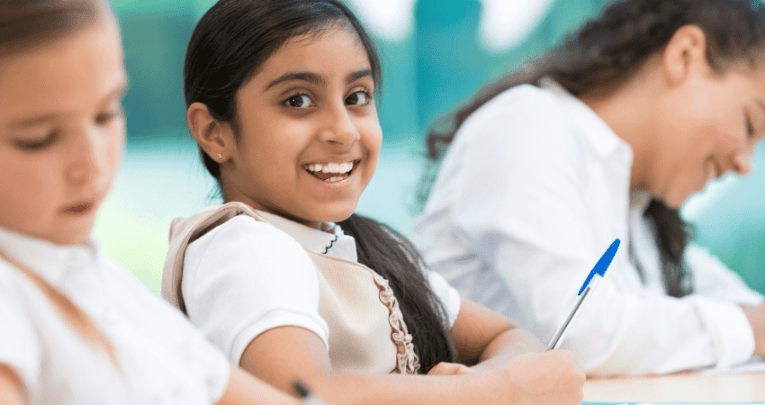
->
xmin=427 ymin=362 xmax=473 ymax=376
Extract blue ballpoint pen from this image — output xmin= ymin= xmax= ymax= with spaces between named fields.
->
xmin=547 ymin=238 xmax=621 ymax=351
xmin=294 ymin=381 xmax=331 ymax=405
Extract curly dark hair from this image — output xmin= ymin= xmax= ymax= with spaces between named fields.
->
xmin=423 ymin=0 xmax=765 ymax=298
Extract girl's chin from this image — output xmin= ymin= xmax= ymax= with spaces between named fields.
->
xmin=652 ymin=190 xmax=685 ymax=210
xmin=284 ymin=208 xmax=356 ymax=229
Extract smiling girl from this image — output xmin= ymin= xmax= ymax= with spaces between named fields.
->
xmin=0 ymin=1 xmax=314 ymax=404
xmin=161 ymin=0 xmax=584 ymax=404
xmin=415 ymin=0 xmax=765 ymax=376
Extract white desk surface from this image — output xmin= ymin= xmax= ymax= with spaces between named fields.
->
xmin=584 ymin=371 xmax=765 ymax=403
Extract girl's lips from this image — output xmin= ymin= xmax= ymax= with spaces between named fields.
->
xmin=64 ymin=203 xmax=93 ymax=214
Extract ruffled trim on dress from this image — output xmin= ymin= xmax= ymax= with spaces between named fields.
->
xmin=370 ymin=272 xmax=421 ymax=374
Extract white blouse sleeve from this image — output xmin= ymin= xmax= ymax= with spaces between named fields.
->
xmin=182 ymin=215 xmax=329 ymax=365
xmin=0 ymin=265 xmax=41 ymax=390
xmin=437 ymin=88 xmax=755 ymax=376
xmin=426 ymin=270 xmax=461 ymax=328
xmin=686 ymin=243 xmax=764 ymax=306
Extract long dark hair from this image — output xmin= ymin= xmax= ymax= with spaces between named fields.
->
xmin=424 ymin=0 xmax=765 ymax=298
xmin=184 ymin=0 xmax=455 ymax=372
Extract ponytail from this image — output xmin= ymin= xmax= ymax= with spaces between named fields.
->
xmin=338 ymin=215 xmax=456 ymax=372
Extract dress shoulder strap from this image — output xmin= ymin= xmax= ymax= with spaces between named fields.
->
xmin=161 ymin=202 xmax=420 ymax=374
xmin=161 ymin=201 xmax=262 ymax=314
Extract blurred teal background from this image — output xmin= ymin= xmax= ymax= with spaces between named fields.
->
xmin=96 ymin=0 xmax=765 ymax=295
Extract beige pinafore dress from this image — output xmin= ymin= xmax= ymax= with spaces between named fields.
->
xmin=161 ymin=202 xmax=420 ymax=374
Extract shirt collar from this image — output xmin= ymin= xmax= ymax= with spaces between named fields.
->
xmin=0 ymin=226 xmax=99 ymax=285
xmin=540 ymin=78 xmax=632 ymax=160
xmin=255 ymin=210 xmax=358 ymax=262
xmin=630 ymin=187 xmax=653 ymax=215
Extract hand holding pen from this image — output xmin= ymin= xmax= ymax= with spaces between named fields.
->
xmin=294 ymin=381 xmax=332 ymax=405
xmin=547 ymin=239 xmax=620 ymax=351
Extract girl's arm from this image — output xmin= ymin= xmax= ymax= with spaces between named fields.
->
xmin=448 ymin=298 xmax=546 ymax=372
xmin=740 ymin=303 xmax=765 ymax=358
xmin=0 ymin=365 xmax=23 ymax=405
xmin=240 ymin=325 xmax=584 ymax=405
xmin=217 ymin=364 xmax=301 ymax=405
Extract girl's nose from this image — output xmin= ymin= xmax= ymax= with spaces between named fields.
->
xmin=66 ymin=128 xmax=102 ymax=185
xmin=318 ymin=104 xmax=360 ymax=148
xmin=730 ymin=146 xmax=754 ymax=176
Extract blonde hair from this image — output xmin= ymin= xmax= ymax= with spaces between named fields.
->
xmin=0 ymin=0 xmax=107 ymax=58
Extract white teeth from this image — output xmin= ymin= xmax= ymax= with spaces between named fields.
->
xmin=306 ymin=161 xmax=354 ymax=174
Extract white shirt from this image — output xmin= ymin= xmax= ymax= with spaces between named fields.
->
xmin=0 ymin=227 xmax=230 ymax=405
xmin=181 ymin=210 xmax=461 ymax=365
xmin=413 ymin=80 xmax=763 ymax=376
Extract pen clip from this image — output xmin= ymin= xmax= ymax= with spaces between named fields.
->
xmin=578 ymin=239 xmax=620 ymax=295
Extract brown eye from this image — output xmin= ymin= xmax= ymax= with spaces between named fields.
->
xmin=283 ymin=94 xmax=314 ymax=108
xmin=345 ymin=90 xmax=371 ymax=106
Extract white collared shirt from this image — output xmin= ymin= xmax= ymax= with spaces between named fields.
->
xmin=181 ymin=210 xmax=461 ymax=365
xmin=0 ymin=227 xmax=230 ymax=405
xmin=413 ymin=80 xmax=762 ymax=376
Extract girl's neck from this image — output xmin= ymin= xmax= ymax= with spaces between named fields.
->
xmin=220 ymin=181 xmax=330 ymax=231
xmin=579 ymin=56 xmax=663 ymax=190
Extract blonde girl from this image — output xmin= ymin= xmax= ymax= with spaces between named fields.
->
xmin=0 ymin=1 xmax=309 ymax=403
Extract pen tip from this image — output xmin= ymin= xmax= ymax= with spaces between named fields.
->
xmin=293 ymin=381 xmax=310 ymax=398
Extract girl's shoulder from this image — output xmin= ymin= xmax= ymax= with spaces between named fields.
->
xmin=179 ymin=211 xmax=317 ymax=285
xmin=457 ymin=83 xmax=574 ymax=147
xmin=0 ymin=260 xmax=46 ymax=310
xmin=482 ymin=83 xmax=566 ymax=117
xmin=167 ymin=203 xmax=311 ymax=271
xmin=0 ymin=260 xmax=59 ymax=385
xmin=184 ymin=212 xmax=306 ymax=256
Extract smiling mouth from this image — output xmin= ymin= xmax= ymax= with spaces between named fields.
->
xmin=303 ymin=160 xmax=359 ymax=183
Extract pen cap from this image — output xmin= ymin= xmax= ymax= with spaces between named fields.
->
xmin=578 ymin=239 xmax=619 ymax=295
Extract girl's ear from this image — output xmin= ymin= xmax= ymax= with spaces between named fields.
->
xmin=661 ymin=24 xmax=708 ymax=87
xmin=187 ymin=102 xmax=234 ymax=163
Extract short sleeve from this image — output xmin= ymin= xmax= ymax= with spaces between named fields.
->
xmin=426 ymin=271 xmax=461 ymax=328
xmin=182 ymin=216 xmax=329 ymax=365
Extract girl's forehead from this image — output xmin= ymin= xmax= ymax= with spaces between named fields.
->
xmin=280 ymin=24 xmax=366 ymax=61
xmin=250 ymin=27 xmax=371 ymax=85
xmin=0 ymin=20 xmax=125 ymax=123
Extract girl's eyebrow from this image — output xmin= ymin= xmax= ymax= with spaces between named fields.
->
xmin=346 ymin=69 xmax=373 ymax=84
xmin=266 ymin=72 xmax=325 ymax=90
xmin=265 ymin=69 xmax=373 ymax=90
